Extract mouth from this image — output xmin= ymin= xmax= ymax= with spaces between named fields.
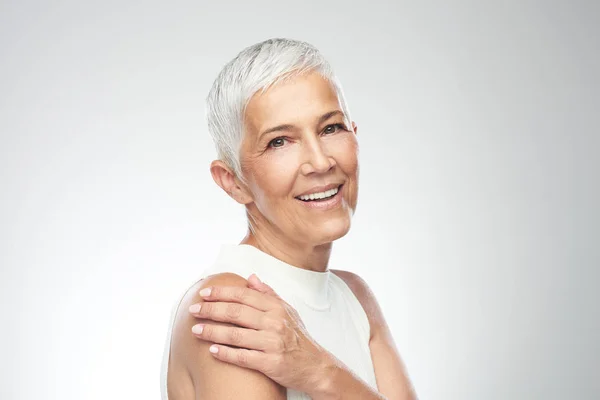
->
xmin=295 ymin=184 xmax=343 ymax=202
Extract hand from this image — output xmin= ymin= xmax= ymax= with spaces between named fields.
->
xmin=188 ymin=274 xmax=332 ymax=395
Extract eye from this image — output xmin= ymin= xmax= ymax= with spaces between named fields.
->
xmin=323 ymin=123 xmax=346 ymax=135
xmin=268 ymin=137 xmax=287 ymax=148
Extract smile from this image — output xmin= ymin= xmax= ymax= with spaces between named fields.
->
xmin=296 ymin=186 xmax=339 ymax=201
xmin=294 ymin=184 xmax=344 ymax=209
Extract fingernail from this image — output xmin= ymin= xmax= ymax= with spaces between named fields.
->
xmin=209 ymin=345 xmax=219 ymax=354
xmin=189 ymin=304 xmax=201 ymax=313
xmin=192 ymin=324 xmax=204 ymax=334
xmin=199 ymin=288 xmax=211 ymax=297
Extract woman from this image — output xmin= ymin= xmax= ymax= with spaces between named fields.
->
xmin=161 ymin=38 xmax=416 ymax=399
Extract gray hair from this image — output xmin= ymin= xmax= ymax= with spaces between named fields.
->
xmin=205 ymin=38 xmax=352 ymax=181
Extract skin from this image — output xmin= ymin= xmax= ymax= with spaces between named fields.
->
xmin=167 ymin=70 xmax=417 ymax=399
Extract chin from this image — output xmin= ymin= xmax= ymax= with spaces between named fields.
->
xmin=311 ymin=215 xmax=352 ymax=244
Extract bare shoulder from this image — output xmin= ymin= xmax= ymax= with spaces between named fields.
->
xmin=167 ymin=272 xmax=286 ymax=400
xmin=330 ymin=269 xmax=386 ymax=340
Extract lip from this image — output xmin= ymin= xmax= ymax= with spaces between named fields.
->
xmin=295 ymin=184 xmax=344 ymax=210
xmin=295 ymin=183 xmax=343 ymax=198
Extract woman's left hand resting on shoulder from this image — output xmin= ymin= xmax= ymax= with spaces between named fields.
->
xmin=187 ymin=273 xmax=416 ymax=400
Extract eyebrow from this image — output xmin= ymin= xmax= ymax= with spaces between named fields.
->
xmin=257 ymin=110 xmax=346 ymax=141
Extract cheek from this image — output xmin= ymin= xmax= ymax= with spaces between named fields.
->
xmin=332 ymin=135 xmax=359 ymax=173
xmin=250 ymin=156 xmax=297 ymax=202
xmin=330 ymin=136 xmax=359 ymax=207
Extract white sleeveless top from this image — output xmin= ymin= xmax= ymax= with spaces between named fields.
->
xmin=160 ymin=244 xmax=378 ymax=399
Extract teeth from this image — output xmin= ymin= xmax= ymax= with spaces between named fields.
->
xmin=298 ymin=187 xmax=339 ymax=201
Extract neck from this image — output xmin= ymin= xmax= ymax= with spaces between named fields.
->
xmin=240 ymin=219 xmax=333 ymax=273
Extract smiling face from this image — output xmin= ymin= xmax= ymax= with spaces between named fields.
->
xmin=236 ymin=70 xmax=359 ymax=247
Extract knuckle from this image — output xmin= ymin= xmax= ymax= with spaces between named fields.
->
xmin=272 ymin=336 xmax=285 ymax=352
xmin=236 ymin=350 xmax=249 ymax=367
xmin=202 ymin=325 xmax=214 ymax=341
xmin=272 ymin=319 xmax=285 ymax=333
xmin=233 ymin=287 xmax=248 ymax=302
xmin=259 ymin=313 xmax=269 ymax=327
xmin=229 ymin=327 xmax=244 ymax=345
xmin=276 ymin=305 xmax=288 ymax=318
xmin=226 ymin=303 xmax=243 ymax=320
xmin=201 ymin=302 xmax=213 ymax=316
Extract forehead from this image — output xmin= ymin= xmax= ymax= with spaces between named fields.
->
xmin=244 ymin=71 xmax=342 ymax=133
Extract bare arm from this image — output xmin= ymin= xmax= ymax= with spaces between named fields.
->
xmin=167 ymin=272 xmax=287 ymax=400
xmin=331 ymin=270 xmax=418 ymax=400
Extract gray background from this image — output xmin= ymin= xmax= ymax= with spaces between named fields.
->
xmin=1 ymin=1 xmax=598 ymax=399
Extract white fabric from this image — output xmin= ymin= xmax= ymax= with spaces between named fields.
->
xmin=160 ymin=244 xmax=378 ymax=399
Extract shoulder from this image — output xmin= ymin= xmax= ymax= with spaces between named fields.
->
xmin=172 ymin=273 xmax=249 ymax=338
xmin=168 ymin=272 xmax=285 ymax=399
xmin=330 ymin=269 xmax=386 ymax=341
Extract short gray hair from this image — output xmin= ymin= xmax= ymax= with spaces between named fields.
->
xmin=205 ymin=38 xmax=352 ymax=180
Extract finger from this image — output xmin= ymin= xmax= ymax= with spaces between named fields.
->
xmin=247 ymin=274 xmax=282 ymax=297
xmin=247 ymin=277 xmax=272 ymax=294
xmin=208 ymin=344 xmax=267 ymax=373
xmin=248 ymin=273 xmax=262 ymax=287
xmin=192 ymin=323 xmax=277 ymax=352
xmin=189 ymin=301 xmax=267 ymax=330
xmin=199 ymin=285 xmax=278 ymax=311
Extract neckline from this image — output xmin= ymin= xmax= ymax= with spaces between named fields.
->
xmin=215 ymin=244 xmax=332 ymax=310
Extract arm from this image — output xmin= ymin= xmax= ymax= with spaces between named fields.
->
xmin=167 ymin=272 xmax=287 ymax=400
xmin=331 ymin=270 xmax=418 ymax=400
xmin=312 ymin=355 xmax=387 ymax=400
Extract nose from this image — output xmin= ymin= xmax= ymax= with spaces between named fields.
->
xmin=299 ymin=137 xmax=336 ymax=175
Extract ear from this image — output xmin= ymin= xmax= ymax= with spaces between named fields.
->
xmin=352 ymin=121 xmax=358 ymax=135
xmin=210 ymin=160 xmax=253 ymax=205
